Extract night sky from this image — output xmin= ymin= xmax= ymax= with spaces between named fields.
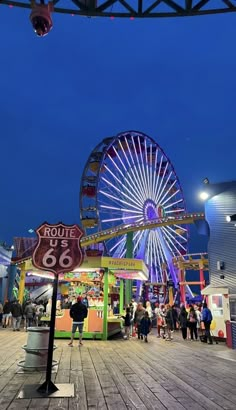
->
xmin=0 ymin=7 xmax=236 ymax=253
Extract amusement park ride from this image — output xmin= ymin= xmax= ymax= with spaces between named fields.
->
xmin=13 ymin=131 xmax=208 ymax=305
xmin=0 ymin=1 xmax=236 ymax=36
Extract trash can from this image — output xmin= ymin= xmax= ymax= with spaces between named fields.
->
xmin=18 ymin=327 xmax=57 ymax=372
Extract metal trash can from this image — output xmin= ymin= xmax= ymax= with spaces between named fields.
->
xmin=18 ymin=327 xmax=57 ymax=372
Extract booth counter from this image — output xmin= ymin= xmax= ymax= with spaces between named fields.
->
xmin=52 ymin=308 xmax=122 ymax=339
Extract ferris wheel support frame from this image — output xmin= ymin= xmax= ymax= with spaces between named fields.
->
xmin=1 ymin=0 xmax=236 ymax=18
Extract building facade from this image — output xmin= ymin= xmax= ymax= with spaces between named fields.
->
xmin=204 ymin=181 xmax=236 ymax=290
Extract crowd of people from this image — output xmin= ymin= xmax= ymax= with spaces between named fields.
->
xmin=0 ymin=299 xmax=46 ymax=331
xmin=120 ymin=300 xmax=214 ymax=344
xmin=0 ymin=296 xmax=214 ymax=345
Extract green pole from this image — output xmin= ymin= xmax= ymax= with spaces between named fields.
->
xmin=125 ymin=231 xmax=134 ymax=305
xmin=102 ymin=268 xmax=109 ymax=341
xmin=119 ymin=279 xmax=124 ymax=314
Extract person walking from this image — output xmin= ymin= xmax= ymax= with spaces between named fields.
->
xmin=68 ymin=296 xmax=88 ymax=347
xmin=134 ymin=303 xmax=145 ymax=339
xmin=122 ymin=307 xmax=132 ymax=339
xmin=201 ymin=302 xmax=213 ymax=344
xmin=11 ymin=300 xmax=23 ymax=331
xmin=2 ymin=300 xmax=12 ymax=328
xmin=179 ymin=305 xmax=188 ymax=340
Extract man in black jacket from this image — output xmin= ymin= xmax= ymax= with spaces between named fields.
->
xmin=11 ymin=300 xmax=23 ymax=331
xmin=68 ymin=296 xmax=88 ymax=347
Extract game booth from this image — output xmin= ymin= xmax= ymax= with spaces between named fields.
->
xmin=17 ymin=256 xmax=148 ymax=340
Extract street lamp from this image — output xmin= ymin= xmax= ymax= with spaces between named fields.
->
xmin=226 ymin=214 xmax=236 ymax=222
xmin=199 ymin=192 xmax=209 ymax=201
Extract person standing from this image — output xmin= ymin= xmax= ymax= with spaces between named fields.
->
xmin=68 ymin=296 xmax=88 ymax=347
xmin=154 ymin=303 xmax=162 ymax=338
xmin=24 ymin=300 xmax=35 ymax=330
xmin=140 ymin=311 xmax=151 ymax=342
xmin=188 ymin=306 xmax=198 ymax=341
xmin=11 ymin=300 xmax=23 ymax=331
xmin=165 ymin=305 xmax=174 ymax=341
xmin=82 ymin=294 xmax=89 ymax=309
xmin=179 ymin=305 xmax=188 ymax=340
xmin=194 ymin=305 xmax=201 ymax=338
xmin=35 ymin=300 xmax=45 ymax=326
xmin=172 ymin=305 xmax=179 ymax=330
xmin=201 ymin=302 xmax=213 ymax=344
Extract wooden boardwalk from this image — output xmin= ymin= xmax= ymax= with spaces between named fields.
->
xmin=0 ymin=328 xmax=236 ymax=410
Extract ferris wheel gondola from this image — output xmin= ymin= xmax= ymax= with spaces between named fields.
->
xmin=80 ymin=131 xmax=188 ymax=285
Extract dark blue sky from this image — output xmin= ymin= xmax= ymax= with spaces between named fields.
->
xmin=0 ymin=7 xmax=236 ymax=252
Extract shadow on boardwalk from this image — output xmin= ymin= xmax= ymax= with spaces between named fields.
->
xmin=0 ymin=328 xmax=236 ymax=410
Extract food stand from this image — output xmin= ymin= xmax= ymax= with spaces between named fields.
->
xmin=19 ymin=256 xmax=148 ymax=340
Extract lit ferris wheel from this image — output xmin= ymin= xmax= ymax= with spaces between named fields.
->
xmin=80 ymin=131 xmax=188 ymax=284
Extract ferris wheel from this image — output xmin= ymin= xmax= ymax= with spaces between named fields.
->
xmin=80 ymin=131 xmax=188 ymax=284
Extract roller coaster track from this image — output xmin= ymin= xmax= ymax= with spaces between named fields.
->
xmin=80 ymin=212 xmax=205 ymax=247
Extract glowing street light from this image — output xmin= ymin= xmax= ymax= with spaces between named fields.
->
xmin=199 ymin=192 xmax=209 ymax=201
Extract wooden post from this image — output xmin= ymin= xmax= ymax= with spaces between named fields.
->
xmin=119 ymin=279 xmax=124 ymax=314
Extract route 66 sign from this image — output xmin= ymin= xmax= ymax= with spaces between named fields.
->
xmin=32 ymin=223 xmax=84 ymax=275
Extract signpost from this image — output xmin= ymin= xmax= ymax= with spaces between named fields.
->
xmin=18 ymin=222 xmax=84 ymax=399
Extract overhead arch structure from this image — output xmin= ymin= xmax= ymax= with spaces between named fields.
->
xmin=1 ymin=0 xmax=236 ymax=18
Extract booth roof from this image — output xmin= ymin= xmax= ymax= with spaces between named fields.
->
xmin=201 ymin=285 xmax=229 ymax=296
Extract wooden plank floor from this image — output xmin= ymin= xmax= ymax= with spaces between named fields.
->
xmin=0 ymin=328 xmax=236 ymax=409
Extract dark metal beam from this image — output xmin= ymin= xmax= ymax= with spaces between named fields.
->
xmin=1 ymin=0 xmax=236 ymax=18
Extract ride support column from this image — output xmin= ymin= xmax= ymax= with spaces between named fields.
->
xmin=179 ymin=266 xmax=186 ymax=305
xmin=119 ymin=279 xmax=124 ymax=314
xmin=7 ymin=264 xmax=18 ymax=301
xmin=199 ymin=261 xmax=205 ymax=293
xmin=102 ymin=268 xmax=109 ymax=341
xmin=18 ymin=262 xmax=26 ymax=304
xmin=125 ymin=231 xmax=133 ymax=305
